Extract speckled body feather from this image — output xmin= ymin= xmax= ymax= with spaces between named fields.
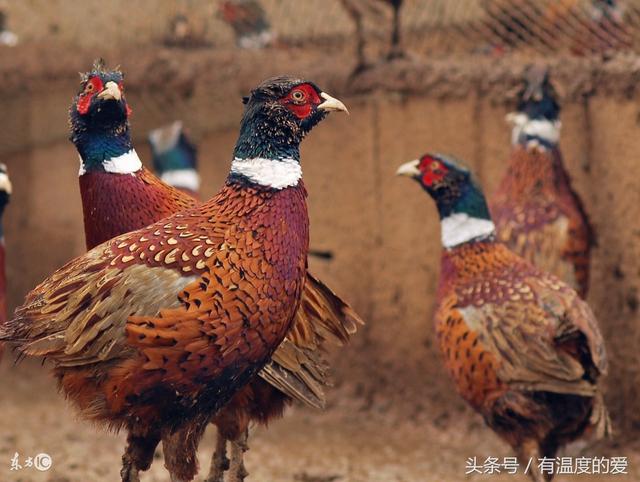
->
xmin=10 ymin=178 xmax=308 ymax=423
xmin=437 ymin=241 xmax=608 ymax=472
xmin=490 ymin=146 xmax=594 ymax=297
xmin=80 ymin=164 xmax=360 ymax=432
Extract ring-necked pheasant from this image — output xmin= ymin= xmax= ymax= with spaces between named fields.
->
xmin=148 ymin=121 xmax=200 ymax=198
xmin=71 ymin=61 xmax=360 ymax=482
xmin=3 ymin=75 xmax=351 ymax=482
xmin=397 ymin=153 xmax=609 ymax=482
xmin=0 ymin=163 xmax=11 ymax=359
xmin=490 ymin=66 xmax=595 ymax=298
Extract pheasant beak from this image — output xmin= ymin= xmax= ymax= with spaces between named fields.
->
xmin=318 ymin=92 xmax=349 ymax=114
xmin=97 ymin=81 xmax=122 ymax=102
xmin=396 ymin=159 xmax=421 ymax=178
xmin=0 ymin=166 xmax=12 ymax=196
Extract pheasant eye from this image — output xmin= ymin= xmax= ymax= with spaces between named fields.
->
xmin=82 ymin=77 xmax=104 ymax=96
xmin=430 ymin=161 xmax=440 ymax=170
xmin=292 ymin=90 xmax=305 ymax=102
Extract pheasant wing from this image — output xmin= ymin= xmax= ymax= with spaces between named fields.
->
xmin=6 ymin=242 xmax=198 ymax=367
xmin=458 ymin=273 xmax=606 ymax=397
xmin=258 ymin=272 xmax=364 ymax=408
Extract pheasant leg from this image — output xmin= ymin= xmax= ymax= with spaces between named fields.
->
xmin=228 ymin=428 xmax=250 ymax=482
xmin=205 ymin=429 xmax=230 ymax=482
xmin=162 ymin=419 xmax=208 ymax=482
xmin=121 ymin=429 xmax=161 ymax=482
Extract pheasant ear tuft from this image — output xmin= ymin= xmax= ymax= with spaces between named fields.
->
xmin=93 ymin=58 xmax=107 ymax=74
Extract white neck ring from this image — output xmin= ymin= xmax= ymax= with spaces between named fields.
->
xmin=230 ymin=157 xmax=301 ymax=189
xmin=78 ymin=149 xmax=143 ymax=176
xmin=441 ymin=213 xmax=495 ymax=248
xmin=507 ymin=113 xmax=561 ymax=147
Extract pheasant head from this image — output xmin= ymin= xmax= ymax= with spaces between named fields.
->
xmin=70 ymin=59 xmax=138 ymax=175
xmin=397 ymin=153 xmax=495 ymax=248
xmin=230 ymin=76 xmax=348 ymax=189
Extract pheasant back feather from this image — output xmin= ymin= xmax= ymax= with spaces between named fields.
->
xmin=491 ymin=146 xmax=594 ymax=297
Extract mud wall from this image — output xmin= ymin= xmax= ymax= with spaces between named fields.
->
xmin=3 ymin=67 xmax=640 ymax=431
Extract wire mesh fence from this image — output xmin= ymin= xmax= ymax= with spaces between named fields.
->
xmin=3 ymin=0 xmax=640 ymax=150
xmin=3 ymin=1 xmax=640 ymax=59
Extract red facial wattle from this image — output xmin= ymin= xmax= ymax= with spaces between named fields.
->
xmin=76 ymin=96 xmax=92 ymax=115
xmin=422 ymin=171 xmax=442 ymax=186
xmin=77 ymin=77 xmax=104 ymax=115
xmin=419 ymin=158 xmax=448 ymax=186
xmin=280 ymin=84 xmax=322 ymax=120
xmin=76 ymin=76 xmax=131 ymax=118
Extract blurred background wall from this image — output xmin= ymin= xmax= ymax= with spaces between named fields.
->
xmin=1 ymin=0 xmax=640 ymax=436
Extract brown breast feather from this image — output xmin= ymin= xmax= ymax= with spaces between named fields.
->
xmin=436 ymin=243 xmax=606 ymax=413
xmin=79 ymin=167 xmax=363 ymax=408
xmin=7 ymin=182 xmax=311 ymax=424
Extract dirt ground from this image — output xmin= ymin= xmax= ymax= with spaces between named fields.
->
xmin=0 ymin=360 xmax=638 ymax=482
